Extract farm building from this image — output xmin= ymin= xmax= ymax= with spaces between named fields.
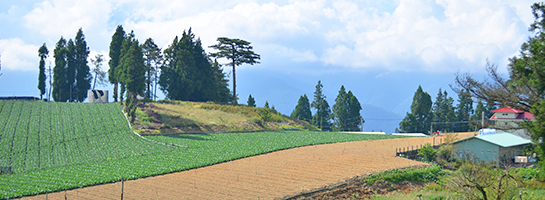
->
xmin=490 ymin=106 xmax=534 ymax=139
xmin=87 ymin=90 xmax=108 ymax=103
xmin=390 ymin=133 xmax=427 ymax=137
xmin=453 ymin=133 xmax=531 ymax=166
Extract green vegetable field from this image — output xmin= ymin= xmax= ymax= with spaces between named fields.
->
xmin=0 ymin=100 xmax=404 ymax=199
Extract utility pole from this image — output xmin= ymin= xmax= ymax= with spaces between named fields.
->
xmin=481 ymin=111 xmax=484 ymax=129
xmin=360 ymin=116 xmax=364 ymax=132
xmin=47 ymin=61 xmax=52 ymax=101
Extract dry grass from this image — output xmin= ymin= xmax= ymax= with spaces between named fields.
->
xmin=154 ymin=102 xmax=249 ymax=126
xmin=134 ymin=101 xmax=312 ymax=134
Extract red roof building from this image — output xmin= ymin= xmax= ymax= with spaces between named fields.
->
xmin=490 ymin=106 xmax=535 ymax=121
xmin=489 ymin=106 xmax=534 ymax=140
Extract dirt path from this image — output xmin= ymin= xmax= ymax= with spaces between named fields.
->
xmin=19 ymin=132 xmax=475 ymax=200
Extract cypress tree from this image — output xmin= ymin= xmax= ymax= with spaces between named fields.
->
xmin=109 ymin=25 xmax=126 ymax=102
xmin=74 ymin=28 xmax=91 ymax=102
xmin=332 ymin=85 xmax=348 ymax=131
xmin=66 ymin=39 xmax=76 ymax=102
xmin=38 ymin=43 xmax=49 ymax=100
xmin=53 ymin=37 xmax=69 ymax=102
xmin=346 ymin=91 xmax=362 ymax=131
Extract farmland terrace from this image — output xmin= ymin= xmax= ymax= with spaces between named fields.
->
xmin=1 ymin=100 xmax=425 ymax=199
xmin=18 ymin=133 xmax=474 ymax=199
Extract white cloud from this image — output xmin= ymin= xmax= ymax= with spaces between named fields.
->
xmin=319 ymin=0 xmax=534 ymax=72
xmin=23 ymin=0 xmax=113 ymax=43
xmin=0 ymin=38 xmax=40 ymax=71
xmin=5 ymin=0 xmax=537 ymax=74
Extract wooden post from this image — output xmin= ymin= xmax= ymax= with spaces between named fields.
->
xmin=121 ymin=178 xmax=124 ymax=200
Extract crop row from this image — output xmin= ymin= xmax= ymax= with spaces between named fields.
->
xmin=0 ymin=127 xmax=404 ymax=199
xmin=0 ymin=101 xmax=172 ymax=174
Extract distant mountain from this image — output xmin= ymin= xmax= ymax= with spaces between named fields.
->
xmin=361 ymin=104 xmax=403 ymax=134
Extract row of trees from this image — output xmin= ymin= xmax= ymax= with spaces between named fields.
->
xmin=397 ymin=86 xmax=497 ymax=133
xmin=290 ymin=81 xmax=363 ymax=131
xmin=38 ymin=25 xmax=258 ymax=122
xmin=48 ymin=28 xmax=92 ymax=102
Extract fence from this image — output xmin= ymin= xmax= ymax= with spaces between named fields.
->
xmin=395 ymin=137 xmax=443 ymax=160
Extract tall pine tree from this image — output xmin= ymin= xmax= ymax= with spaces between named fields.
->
xmin=74 ymin=28 xmax=91 ymax=102
xmin=141 ymin=38 xmax=162 ymax=100
xmin=398 ymin=86 xmax=432 ymax=133
xmin=160 ymin=29 xmax=230 ymax=103
xmin=455 ymin=89 xmax=473 ymax=132
xmin=118 ymin=31 xmax=145 ymax=122
xmin=311 ymin=80 xmax=331 ymax=131
xmin=432 ymin=89 xmax=456 ymax=132
xmin=109 ymin=25 xmax=125 ymax=102
xmin=332 ymin=86 xmax=348 ymax=131
xmin=38 ymin=43 xmax=49 ymax=100
xmin=346 ymin=91 xmax=362 ymax=131
xmin=247 ymin=94 xmax=256 ymax=107
xmin=66 ymin=39 xmax=76 ymax=102
xmin=52 ymin=37 xmax=69 ymax=102
xmin=291 ymin=94 xmax=312 ymax=122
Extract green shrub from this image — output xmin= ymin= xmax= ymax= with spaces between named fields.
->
xmin=366 ymin=165 xmax=443 ymax=184
xmin=418 ymin=143 xmax=437 ymax=163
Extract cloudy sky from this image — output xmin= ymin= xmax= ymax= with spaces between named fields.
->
xmin=0 ymin=0 xmax=538 ymax=131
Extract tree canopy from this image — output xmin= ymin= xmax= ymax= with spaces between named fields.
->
xmin=159 ymin=29 xmax=231 ymax=103
xmin=247 ymin=94 xmax=256 ymax=107
xmin=398 ymin=86 xmax=432 ymax=133
xmin=291 ymin=94 xmax=312 ymax=123
xmin=331 ymin=86 xmax=363 ymax=131
xmin=209 ymin=37 xmax=260 ymax=104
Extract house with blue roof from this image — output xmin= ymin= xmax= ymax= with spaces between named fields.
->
xmin=452 ymin=133 xmax=531 ymax=165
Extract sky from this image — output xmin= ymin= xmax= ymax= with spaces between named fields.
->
xmin=0 ymin=0 xmax=538 ymax=132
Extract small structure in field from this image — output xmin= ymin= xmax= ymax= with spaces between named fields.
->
xmin=453 ymin=133 xmax=531 ymax=166
xmin=391 ymin=133 xmax=427 ymax=137
xmin=345 ymin=132 xmax=386 ymax=135
xmin=87 ymin=90 xmax=108 ymax=103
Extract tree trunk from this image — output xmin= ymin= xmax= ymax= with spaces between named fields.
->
xmin=232 ymin=61 xmax=236 ymax=104
xmin=113 ymin=83 xmax=118 ymax=102
xmin=92 ymin=75 xmax=97 ymax=90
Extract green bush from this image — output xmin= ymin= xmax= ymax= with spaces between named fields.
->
xmin=418 ymin=143 xmax=437 ymax=163
xmin=366 ymin=165 xmax=443 ymax=184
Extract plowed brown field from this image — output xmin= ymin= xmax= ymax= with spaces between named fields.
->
xmin=19 ymin=132 xmax=475 ymax=200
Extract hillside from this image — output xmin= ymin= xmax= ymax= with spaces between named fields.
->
xmin=132 ymin=100 xmax=315 ymax=135
xmin=0 ymin=100 xmax=172 ymax=174
xmin=0 ymin=100 xmax=404 ymax=199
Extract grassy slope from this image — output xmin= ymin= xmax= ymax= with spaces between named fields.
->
xmin=0 ymin=100 xmax=404 ymax=199
xmin=134 ymin=100 xmax=316 ymax=134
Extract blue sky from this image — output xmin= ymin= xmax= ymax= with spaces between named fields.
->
xmin=0 ymin=0 xmax=538 ymax=132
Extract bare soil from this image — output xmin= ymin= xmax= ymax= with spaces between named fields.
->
xmin=18 ymin=132 xmax=475 ymax=200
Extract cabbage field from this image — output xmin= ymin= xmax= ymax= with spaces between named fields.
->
xmin=0 ymin=100 xmax=172 ymax=173
xmin=0 ymin=100 xmax=404 ymax=199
